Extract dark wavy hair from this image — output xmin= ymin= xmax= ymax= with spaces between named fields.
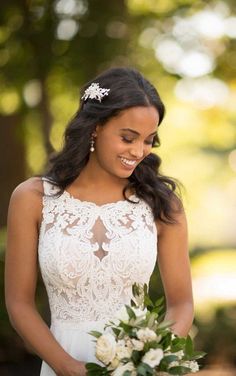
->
xmin=45 ymin=67 xmax=182 ymax=223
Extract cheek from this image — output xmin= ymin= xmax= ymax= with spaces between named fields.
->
xmin=97 ymin=137 xmax=126 ymax=157
xmin=144 ymin=146 xmax=152 ymax=157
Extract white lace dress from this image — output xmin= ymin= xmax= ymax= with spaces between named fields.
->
xmin=38 ymin=178 xmax=158 ymax=375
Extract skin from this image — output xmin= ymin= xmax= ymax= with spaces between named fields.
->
xmin=5 ymin=105 xmax=193 ymax=376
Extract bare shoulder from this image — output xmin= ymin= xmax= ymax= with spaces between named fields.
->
xmin=9 ymin=177 xmax=44 ymax=223
xmin=11 ymin=176 xmax=43 ymax=200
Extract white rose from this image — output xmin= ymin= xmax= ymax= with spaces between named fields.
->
xmin=109 ymin=357 xmax=120 ymax=370
xmin=182 ymin=360 xmax=199 ymax=373
xmin=116 ymin=340 xmax=132 ymax=360
xmin=137 ymin=328 xmax=158 ymax=342
xmin=96 ymin=333 xmax=116 ymax=365
xmin=124 ymin=337 xmax=133 ymax=349
xmin=115 ymin=305 xmax=129 ymax=323
xmin=131 ymin=338 xmax=144 ymax=351
xmin=142 ymin=348 xmax=164 ymax=368
xmin=111 ymin=362 xmax=136 ymax=376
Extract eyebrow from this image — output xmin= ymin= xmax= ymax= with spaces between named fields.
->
xmin=120 ymin=128 xmax=157 ymax=137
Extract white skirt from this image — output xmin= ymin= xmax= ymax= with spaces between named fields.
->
xmin=40 ymin=320 xmax=106 ymax=375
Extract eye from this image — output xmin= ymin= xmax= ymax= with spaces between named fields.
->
xmin=145 ymin=139 xmax=154 ymax=145
xmin=121 ymin=137 xmax=134 ymax=143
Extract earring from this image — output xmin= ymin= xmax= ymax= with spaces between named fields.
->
xmin=90 ymin=137 xmax=95 ymax=152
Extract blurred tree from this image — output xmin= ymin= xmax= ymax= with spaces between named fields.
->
xmin=0 ymin=0 xmax=129 ymax=226
xmin=1 ymin=0 xmax=236 ymax=372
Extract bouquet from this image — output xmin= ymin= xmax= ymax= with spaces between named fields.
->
xmin=86 ymin=284 xmax=205 ymax=375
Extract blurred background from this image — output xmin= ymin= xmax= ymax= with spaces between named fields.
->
xmin=0 ymin=0 xmax=236 ymax=375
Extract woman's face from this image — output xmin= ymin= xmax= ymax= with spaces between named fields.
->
xmin=92 ymin=106 xmax=160 ymax=179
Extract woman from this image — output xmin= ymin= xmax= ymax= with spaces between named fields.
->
xmin=5 ymin=67 xmax=194 ymax=376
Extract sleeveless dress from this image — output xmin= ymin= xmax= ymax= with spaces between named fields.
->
xmin=38 ymin=179 xmax=158 ymax=375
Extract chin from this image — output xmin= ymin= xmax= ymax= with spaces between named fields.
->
xmin=108 ymin=168 xmax=133 ymax=180
xmin=117 ymin=169 xmax=134 ymax=179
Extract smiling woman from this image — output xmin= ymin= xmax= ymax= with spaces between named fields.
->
xmin=5 ymin=67 xmax=194 ymax=376
xmin=91 ymin=106 xmax=159 ymax=179
xmin=43 ymin=68 xmax=178 ymax=222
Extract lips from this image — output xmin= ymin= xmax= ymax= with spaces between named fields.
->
xmin=120 ymin=157 xmax=139 ymax=169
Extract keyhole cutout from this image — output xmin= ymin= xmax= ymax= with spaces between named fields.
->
xmin=91 ymin=217 xmax=109 ymax=261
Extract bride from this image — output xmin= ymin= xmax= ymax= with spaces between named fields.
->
xmin=5 ymin=67 xmax=194 ymax=376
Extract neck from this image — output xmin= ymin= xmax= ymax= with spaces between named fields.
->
xmin=75 ymin=155 xmax=128 ymax=191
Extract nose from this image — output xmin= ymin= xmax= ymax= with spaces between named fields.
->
xmin=130 ymin=142 xmax=144 ymax=159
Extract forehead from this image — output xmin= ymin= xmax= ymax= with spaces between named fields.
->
xmin=106 ymin=106 xmax=159 ymax=134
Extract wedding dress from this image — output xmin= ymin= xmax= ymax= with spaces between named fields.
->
xmin=38 ymin=178 xmax=158 ymax=375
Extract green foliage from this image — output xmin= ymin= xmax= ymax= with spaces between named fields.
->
xmin=89 ymin=330 xmax=102 ymax=339
xmin=125 ymin=305 xmax=137 ymax=320
xmin=136 ymin=362 xmax=153 ymax=375
xmin=159 ymin=354 xmax=179 ymax=368
xmin=87 ymin=284 xmax=205 ymax=375
xmin=132 ymin=349 xmax=143 ymax=365
xmin=168 ymin=366 xmax=191 ymax=375
xmin=123 ymin=371 xmax=132 ymax=376
xmin=185 ymin=335 xmax=193 ymax=357
xmin=86 ymin=362 xmax=111 ymax=375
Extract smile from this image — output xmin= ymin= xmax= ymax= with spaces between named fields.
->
xmin=120 ymin=157 xmax=137 ymax=167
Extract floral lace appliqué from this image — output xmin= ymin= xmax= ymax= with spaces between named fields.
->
xmin=38 ymin=179 xmax=157 ymax=324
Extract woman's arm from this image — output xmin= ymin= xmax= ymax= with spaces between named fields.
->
xmin=156 ymin=205 xmax=194 ymax=337
xmin=5 ymin=178 xmax=86 ymax=376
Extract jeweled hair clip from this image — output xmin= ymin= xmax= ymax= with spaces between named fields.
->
xmin=81 ymin=82 xmax=110 ymax=102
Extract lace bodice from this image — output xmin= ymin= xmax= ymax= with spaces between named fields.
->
xmin=38 ymin=179 xmax=158 ymax=325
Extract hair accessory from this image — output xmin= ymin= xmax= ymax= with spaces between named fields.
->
xmin=90 ymin=137 xmax=95 ymax=152
xmin=82 ymin=82 xmax=110 ymax=102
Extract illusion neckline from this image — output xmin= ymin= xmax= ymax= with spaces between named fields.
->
xmin=62 ymin=189 xmax=139 ymax=208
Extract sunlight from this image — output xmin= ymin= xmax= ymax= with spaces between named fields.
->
xmin=175 ymin=77 xmax=229 ymax=108
xmin=0 ymin=90 xmax=20 ymax=115
xmin=56 ymin=19 xmax=79 ymax=40
xmin=228 ymin=150 xmax=236 ymax=172
xmin=191 ymin=250 xmax=236 ymax=317
xmin=55 ymin=0 xmax=88 ymax=17
xmin=23 ymin=80 xmax=42 ymax=107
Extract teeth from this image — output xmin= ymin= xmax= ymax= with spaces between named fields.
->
xmin=121 ymin=157 xmax=136 ymax=166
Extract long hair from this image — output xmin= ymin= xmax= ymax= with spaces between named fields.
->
xmin=45 ymin=67 xmax=182 ymax=223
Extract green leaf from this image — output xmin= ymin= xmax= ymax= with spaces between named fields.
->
xmin=160 ymin=331 xmax=171 ymax=350
xmin=144 ymin=295 xmax=154 ymax=308
xmin=191 ymin=350 xmax=207 ymax=360
xmin=123 ymin=371 xmax=132 ymax=376
xmin=152 ymin=306 xmax=164 ymax=316
xmin=157 ymin=320 xmax=174 ymax=330
xmin=170 ymin=337 xmax=186 ymax=352
xmin=119 ymin=321 xmax=134 ymax=333
xmin=131 ymin=349 xmax=143 ymax=365
xmin=154 ymin=296 xmax=165 ymax=307
xmin=88 ymin=330 xmax=102 ymax=338
xmin=147 ymin=312 xmax=158 ymax=328
xmin=168 ymin=365 xmax=192 ymax=375
xmin=137 ymin=363 xmax=154 ymax=375
xmin=185 ymin=335 xmax=194 ymax=357
xmin=144 ymin=341 xmax=162 ymax=352
xmin=86 ymin=362 xmax=110 ymax=375
xmin=111 ymin=327 xmax=121 ymax=337
xmin=162 ymin=354 xmax=179 ymax=364
xmin=125 ymin=305 xmax=136 ymax=319
xmin=132 ymin=283 xmax=141 ymax=297
xmin=143 ymin=283 xmax=148 ymax=295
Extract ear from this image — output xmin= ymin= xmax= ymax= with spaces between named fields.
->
xmin=93 ymin=124 xmax=102 ymax=137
